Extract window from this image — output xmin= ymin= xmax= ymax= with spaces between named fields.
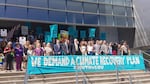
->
xmin=126 ymin=7 xmax=133 ymax=16
xmin=100 ymin=15 xmax=113 ymax=26
xmin=99 ymin=0 xmax=112 ymax=4
xmin=29 ymin=0 xmax=48 ymax=8
xmin=49 ymin=0 xmax=65 ymax=10
xmin=99 ymin=4 xmax=112 ymax=14
xmin=84 ymin=3 xmax=98 ymax=13
xmin=5 ymin=6 xmax=27 ymax=19
xmin=67 ymin=12 xmax=82 ymax=24
xmin=84 ymin=14 xmax=98 ymax=24
xmin=112 ymin=0 xmax=125 ymax=5
xmin=0 ymin=6 xmax=5 ymax=17
xmin=7 ymin=0 xmax=27 ymax=5
xmin=126 ymin=0 xmax=132 ymax=7
xmin=49 ymin=11 xmax=66 ymax=22
xmin=85 ymin=0 xmax=98 ymax=3
xmin=67 ymin=1 xmax=82 ymax=12
xmin=0 ymin=0 xmax=5 ymax=3
xmin=28 ymin=8 xmax=48 ymax=20
xmin=114 ymin=16 xmax=126 ymax=26
xmin=113 ymin=6 xmax=126 ymax=15
xmin=127 ymin=17 xmax=134 ymax=27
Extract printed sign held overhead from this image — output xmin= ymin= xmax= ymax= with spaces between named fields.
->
xmin=0 ymin=29 xmax=7 ymax=37
xmin=21 ymin=26 xmax=28 ymax=35
xmin=50 ymin=24 xmax=58 ymax=38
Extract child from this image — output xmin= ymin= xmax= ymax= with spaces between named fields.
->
xmin=0 ymin=53 xmax=4 ymax=71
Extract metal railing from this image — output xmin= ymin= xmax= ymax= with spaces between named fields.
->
xmin=73 ymin=56 xmax=91 ymax=84
xmin=108 ymin=56 xmax=133 ymax=84
xmin=141 ymin=50 xmax=150 ymax=71
xmin=127 ymin=50 xmax=150 ymax=84
xmin=74 ymin=54 xmax=136 ymax=84
xmin=117 ymin=64 xmax=133 ymax=84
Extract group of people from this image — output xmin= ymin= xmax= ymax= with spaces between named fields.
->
xmin=0 ymin=38 xmax=130 ymax=72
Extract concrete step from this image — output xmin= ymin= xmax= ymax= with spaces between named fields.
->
xmin=0 ymin=71 xmax=25 ymax=76
xmin=0 ymin=71 xmax=147 ymax=81
xmin=0 ymin=71 xmax=150 ymax=84
xmin=0 ymin=70 xmax=145 ymax=78
xmin=28 ymin=78 xmax=150 ymax=84
xmin=8 ymin=77 xmax=150 ymax=84
xmin=0 ymin=70 xmax=144 ymax=76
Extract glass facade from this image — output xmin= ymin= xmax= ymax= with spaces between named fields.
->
xmin=0 ymin=0 xmax=134 ymax=28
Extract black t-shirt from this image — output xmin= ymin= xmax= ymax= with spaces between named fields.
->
xmin=112 ymin=44 xmax=118 ymax=51
xmin=24 ymin=47 xmax=28 ymax=55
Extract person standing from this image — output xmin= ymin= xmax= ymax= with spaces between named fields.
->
xmin=14 ymin=43 xmax=23 ymax=71
xmin=71 ymin=39 xmax=80 ymax=55
xmin=87 ymin=41 xmax=94 ymax=55
xmin=112 ymin=43 xmax=118 ymax=55
xmin=94 ymin=40 xmax=100 ymax=55
xmin=61 ymin=40 xmax=70 ymax=55
xmin=121 ymin=41 xmax=130 ymax=55
xmin=23 ymin=41 xmax=30 ymax=69
xmin=54 ymin=39 xmax=61 ymax=55
xmin=0 ymin=38 xmax=7 ymax=53
xmin=3 ymin=42 xmax=13 ymax=72
xmin=108 ymin=42 xmax=113 ymax=55
xmin=100 ymin=40 xmax=108 ymax=55
xmin=27 ymin=45 xmax=33 ymax=56
xmin=80 ymin=41 xmax=87 ymax=55
xmin=44 ymin=43 xmax=54 ymax=56
xmin=33 ymin=43 xmax=44 ymax=56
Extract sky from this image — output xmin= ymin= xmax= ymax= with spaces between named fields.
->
xmin=134 ymin=0 xmax=150 ymax=30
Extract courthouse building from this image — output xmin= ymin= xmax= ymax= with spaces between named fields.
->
xmin=0 ymin=0 xmax=135 ymax=47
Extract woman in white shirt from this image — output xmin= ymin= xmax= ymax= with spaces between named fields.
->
xmin=80 ymin=41 xmax=87 ymax=55
xmin=27 ymin=45 xmax=33 ymax=56
xmin=121 ymin=41 xmax=130 ymax=55
xmin=22 ymin=45 xmax=33 ymax=69
xmin=108 ymin=42 xmax=113 ymax=55
xmin=44 ymin=43 xmax=53 ymax=56
xmin=87 ymin=41 xmax=94 ymax=55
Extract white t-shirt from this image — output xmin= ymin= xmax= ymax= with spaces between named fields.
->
xmin=44 ymin=47 xmax=53 ymax=55
xmin=27 ymin=50 xmax=33 ymax=56
xmin=87 ymin=45 xmax=94 ymax=52
xmin=80 ymin=45 xmax=87 ymax=55
xmin=81 ymin=46 xmax=86 ymax=52
xmin=121 ymin=45 xmax=128 ymax=53
xmin=74 ymin=43 xmax=78 ymax=51
xmin=100 ymin=44 xmax=108 ymax=54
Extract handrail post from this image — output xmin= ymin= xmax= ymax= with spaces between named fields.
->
xmin=116 ymin=63 xmax=119 ymax=82
xmin=24 ymin=56 xmax=29 ymax=84
xmin=83 ymin=78 xmax=87 ymax=84
xmin=76 ymin=65 xmax=78 ymax=84
xmin=74 ymin=56 xmax=89 ymax=84
xmin=24 ymin=69 xmax=28 ymax=84
xmin=129 ymin=74 xmax=133 ymax=84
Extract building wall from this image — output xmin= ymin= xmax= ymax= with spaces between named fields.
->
xmin=100 ymin=27 xmax=118 ymax=43
xmin=118 ymin=28 xmax=135 ymax=47
xmin=0 ymin=0 xmax=136 ymax=47
xmin=0 ymin=0 xmax=134 ymax=28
